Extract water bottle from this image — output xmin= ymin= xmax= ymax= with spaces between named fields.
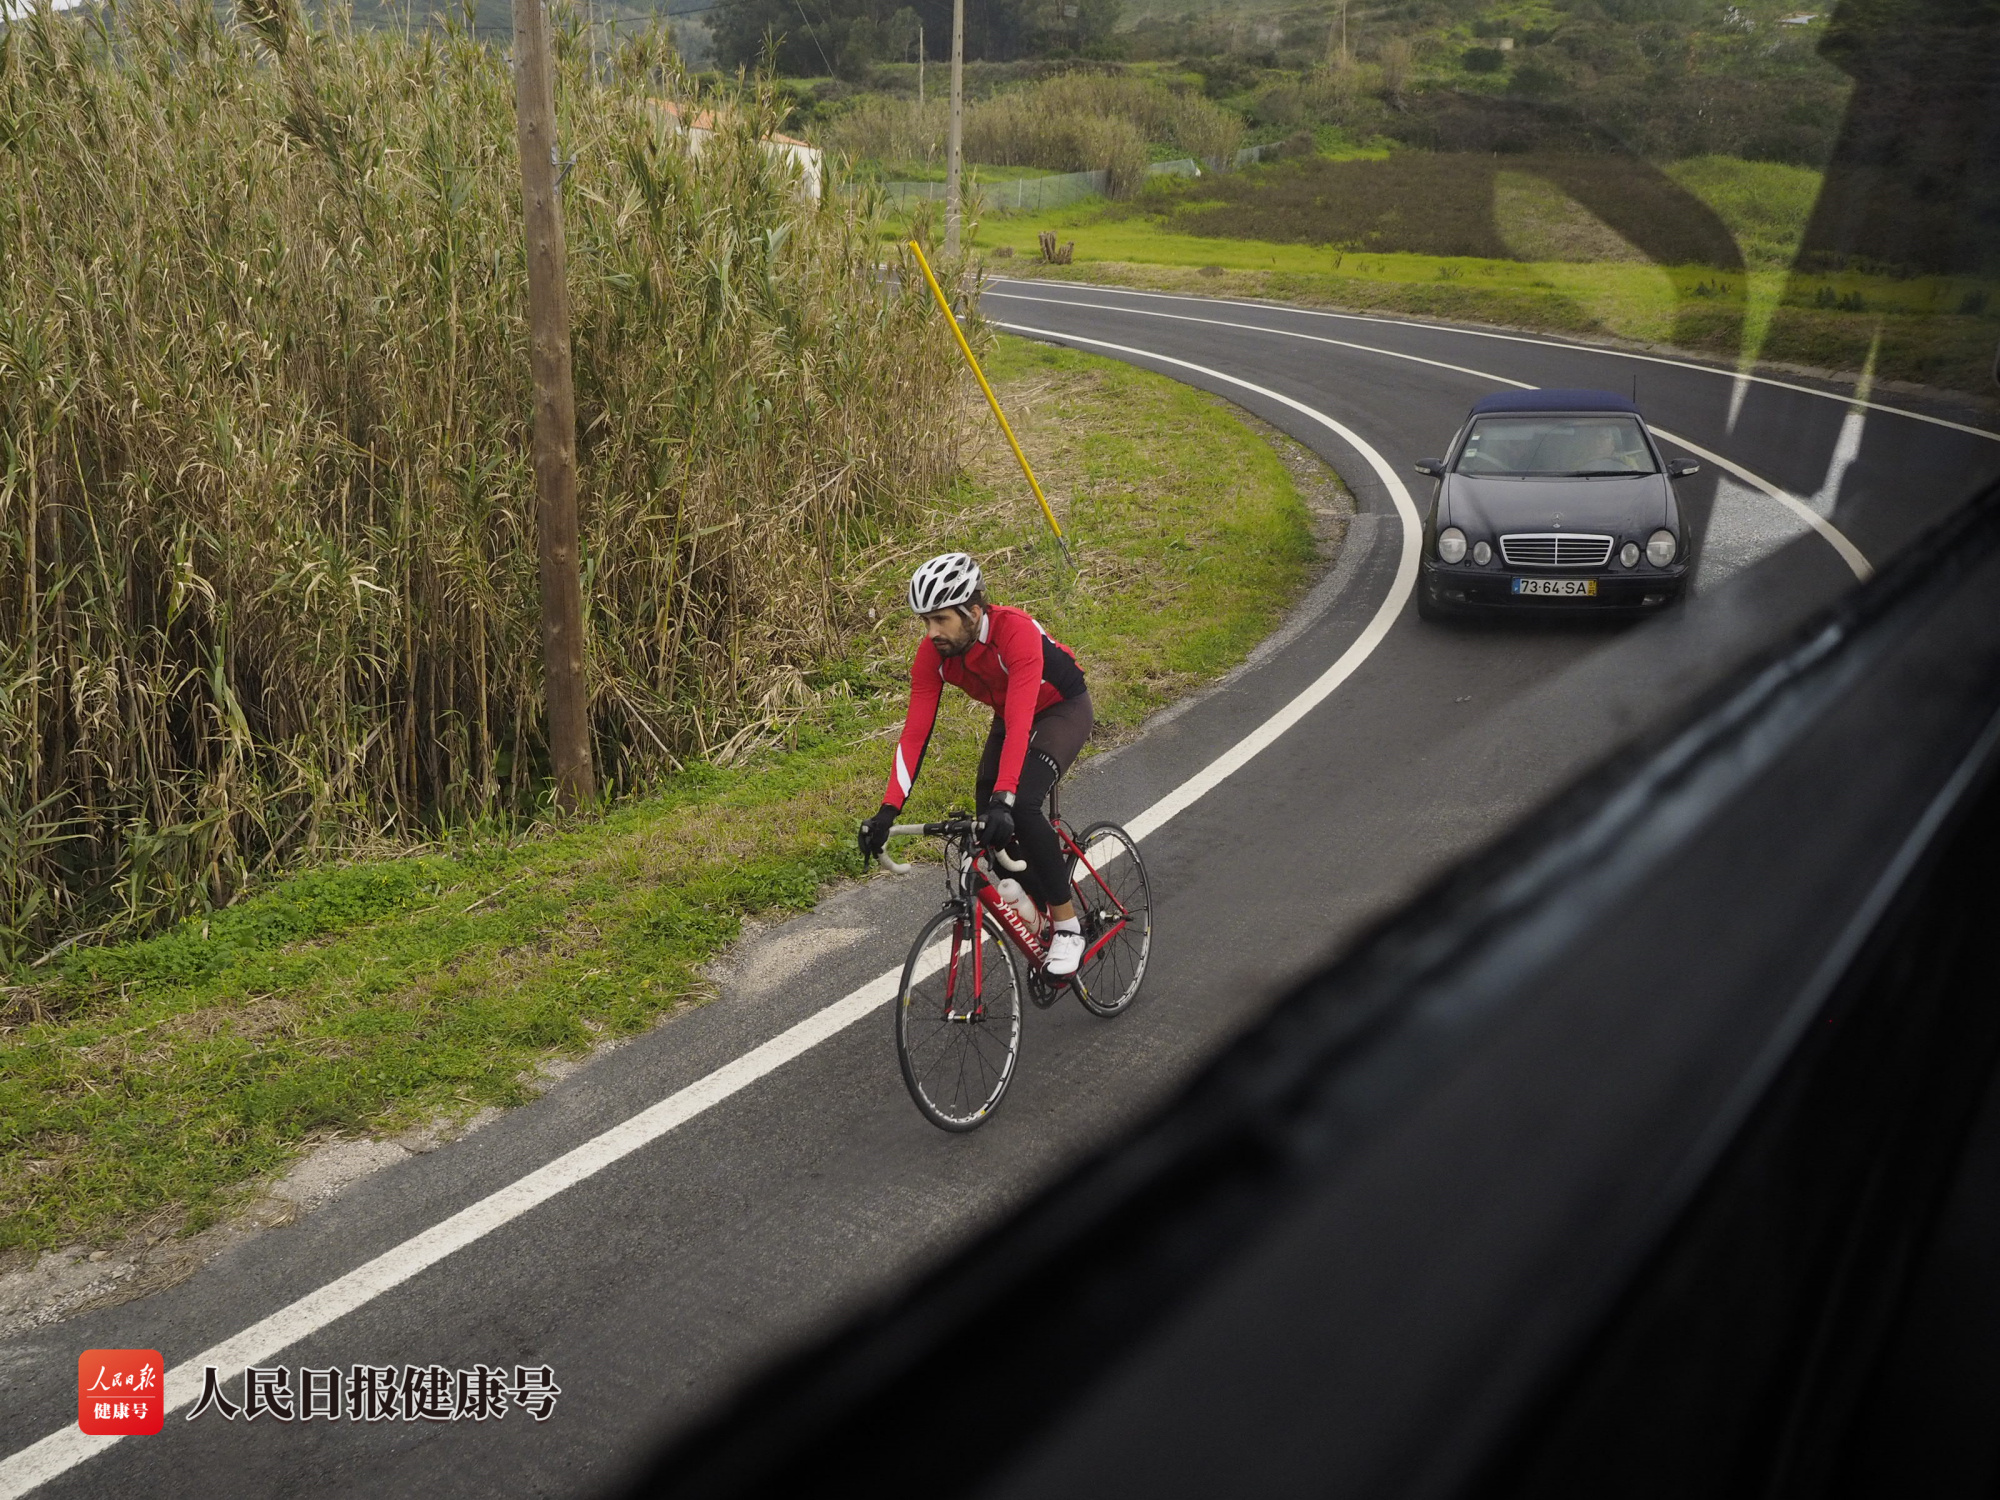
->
xmin=995 ymin=878 xmax=1044 ymax=934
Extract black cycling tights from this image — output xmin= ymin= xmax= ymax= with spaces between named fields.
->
xmin=974 ymin=693 xmax=1094 ymax=911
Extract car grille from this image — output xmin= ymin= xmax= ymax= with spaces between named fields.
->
xmin=1500 ymin=533 xmax=1614 ymax=569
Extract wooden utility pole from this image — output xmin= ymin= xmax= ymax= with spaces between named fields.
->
xmin=513 ymin=0 xmax=596 ymax=810
xmin=944 ymin=0 xmax=964 ymax=255
xmin=918 ymin=21 xmax=924 ymax=106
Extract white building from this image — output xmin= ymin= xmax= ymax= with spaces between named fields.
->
xmin=652 ymin=100 xmax=823 ymax=201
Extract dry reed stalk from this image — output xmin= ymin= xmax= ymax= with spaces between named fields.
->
xmin=0 ymin=0 xmax=966 ymax=957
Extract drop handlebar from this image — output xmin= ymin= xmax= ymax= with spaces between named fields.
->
xmin=866 ymin=820 xmax=1028 ymax=876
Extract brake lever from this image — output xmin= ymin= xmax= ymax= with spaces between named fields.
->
xmin=862 ymin=820 xmax=923 ymax=876
xmin=971 ymin=813 xmax=1029 ymax=873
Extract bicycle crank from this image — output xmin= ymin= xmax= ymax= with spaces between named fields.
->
xmin=1027 ymin=968 xmax=1062 ymax=1010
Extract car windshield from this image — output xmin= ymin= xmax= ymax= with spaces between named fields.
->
xmin=1455 ymin=415 xmax=1659 ymax=477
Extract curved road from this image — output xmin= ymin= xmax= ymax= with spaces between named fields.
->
xmin=3 ymin=286 xmax=1996 ymax=1500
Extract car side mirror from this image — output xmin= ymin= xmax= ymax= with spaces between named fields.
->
xmin=1667 ymin=458 xmax=1700 ymax=480
xmin=1414 ymin=458 xmax=1446 ymax=478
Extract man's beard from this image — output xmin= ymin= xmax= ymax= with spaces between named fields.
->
xmin=933 ymin=634 xmax=971 ymax=658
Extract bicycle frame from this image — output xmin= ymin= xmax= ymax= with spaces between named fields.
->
xmin=883 ymin=809 xmax=1135 ymax=1003
xmin=886 ymin=797 xmax=1150 ymax=1130
xmin=1055 ymin=819 xmax=1134 ymax=970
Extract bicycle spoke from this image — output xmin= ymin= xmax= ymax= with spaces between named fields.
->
xmin=897 ymin=907 xmax=1022 ymax=1130
xmin=1066 ymin=821 xmax=1151 ymax=1018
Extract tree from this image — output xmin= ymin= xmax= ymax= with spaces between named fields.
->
xmin=843 ymin=13 xmax=882 ymax=75
xmin=1077 ymin=0 xmax=1123 ymax=52
xmin=886 ymin=5 xmax=923 ymax=60
xmin=709 ymin=0 xmax=830 ymax=75
xmin=708 ymin=0 xmax=1054 ymax=73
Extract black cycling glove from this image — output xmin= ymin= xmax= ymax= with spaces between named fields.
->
xmin=980 ymin=799 xmax=1016 ymax=850
xmin=859 ymin=803 xmax=899 ymax=861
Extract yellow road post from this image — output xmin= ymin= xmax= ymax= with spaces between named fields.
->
xmin=907 ymin=239 xmax=1074 ymax=571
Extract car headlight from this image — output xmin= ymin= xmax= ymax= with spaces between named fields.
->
xmin=1620 ymin=541 xmax=1640 ymax=568
xmin=1472 ymin=540 xmax=1492 ymax=565
xmin=1646 ymin=529 xmax=1677 ymax=567
xmin=1438 ymin=527 xmax=1467 ymax=564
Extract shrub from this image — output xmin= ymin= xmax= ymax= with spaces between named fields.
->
xmin=0 ymin=0 xmax=961 ymax=954
xmin=818 ymin=71 xmax=1242 ymax=195
xmin=963 ymin=84 xmax=1152 ymax=194
xmin=819 ymin=93 xmax=951 ymax=164
xmin=1463 ymin=46 xmax=1507 ymax=73
xmin=1251 ymin=62 xmax=1371 ymax=131
xmin=1508 ymin=60 xmax=1571 ymax=97
xmin=1376 ymin=36 xmax=1414 ymax=100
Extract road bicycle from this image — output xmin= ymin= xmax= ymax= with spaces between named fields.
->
xmin=870 ymin=788 xmax=1152 ymax=1131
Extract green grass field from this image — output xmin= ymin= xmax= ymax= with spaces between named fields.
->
xmin=889 ymin=151 xmax=1998 ymax=396
xmin=0 ymin=337 xmax=1321 ymax=1256
xmin=958 ymin=189 xmax=1998 ymax=394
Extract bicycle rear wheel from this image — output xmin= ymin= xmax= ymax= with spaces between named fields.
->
xmin=894 ymin=906 xmax=1024 ymax=1131
xmin=1067 ymin=820 xmax=1152 ymax=1018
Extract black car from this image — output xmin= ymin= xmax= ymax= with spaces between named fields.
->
xmin=1414 ymin=389 xmax=1699 ymax=620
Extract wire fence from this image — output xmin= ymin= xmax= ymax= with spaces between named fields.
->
xmin=880 ymin=143 xmax=1280 ymax=210
xmin=1146 ymin=142 xmax=1283 ymax=179
xmin=879 ymin=168 xmax=1110 ymax=212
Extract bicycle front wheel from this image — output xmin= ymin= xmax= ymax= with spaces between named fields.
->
xmin=1068 ymin=820 xmax=1152 ymax=1018
xmin=894 ymin=906 xmax=1024 ymax=1131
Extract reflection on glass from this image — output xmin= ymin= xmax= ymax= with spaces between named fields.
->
xmin=1457 ymin=416 xmax=1660 ymax=477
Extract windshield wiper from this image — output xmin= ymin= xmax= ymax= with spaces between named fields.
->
xmin=1563 ymin=468 xmax=1649 ymax=477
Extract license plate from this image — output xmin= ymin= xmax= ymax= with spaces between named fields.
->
xmin=1513 ymin=577 xmax=1598 ymax=597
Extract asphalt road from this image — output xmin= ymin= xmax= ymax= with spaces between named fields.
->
xmin=4 ymin=285 xmax=1996 ymax=1500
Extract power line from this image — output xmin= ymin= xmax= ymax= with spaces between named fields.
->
xmin=787 ymin=0 xmax=835 ymax=72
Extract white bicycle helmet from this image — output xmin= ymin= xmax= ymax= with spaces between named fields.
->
xmin=908 ymin=552 xmax=982 ymax=615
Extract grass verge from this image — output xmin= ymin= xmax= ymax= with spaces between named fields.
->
xmin=0 ymin=336 xmax=1322 ymax=1256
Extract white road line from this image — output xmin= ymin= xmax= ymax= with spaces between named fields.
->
xmin=988 ymin=289 xmax=1872 ymax=582
xmin=987 ymin=279 xmax=2000 ymax=444
xmin=989 ymin=322 xmax=1423 ymax=839
xmin=1649 ymin=429 xmax=1872 ymax=580
xmin=0 ymin=345 xmax=1420 ymax=1500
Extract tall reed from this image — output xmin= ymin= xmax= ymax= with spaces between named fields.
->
xmin=0 ymin=0 xmax=962 ymax=957
xmin=821 ymin=72 xmax=1244 ymax=194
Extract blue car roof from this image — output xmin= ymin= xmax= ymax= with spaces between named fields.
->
xmin=1469 ymin=388 xmax=1643 ymax=416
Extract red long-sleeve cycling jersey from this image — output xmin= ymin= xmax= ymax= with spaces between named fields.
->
xmin=883 ymin=605 xmax=1086 ymax=810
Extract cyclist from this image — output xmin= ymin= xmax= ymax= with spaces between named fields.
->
xmin=859 ymin=553 xmax=1095 ymax=977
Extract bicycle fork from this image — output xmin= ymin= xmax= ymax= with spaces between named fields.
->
xmin=943 ymin=914 xmax=978 ymax=1023
xmin=944 ymin=898 xmax=1023 ymax=1023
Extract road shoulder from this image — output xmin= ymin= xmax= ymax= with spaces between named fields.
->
xmin=0 ymin=338 xmax=1356 ymax=1336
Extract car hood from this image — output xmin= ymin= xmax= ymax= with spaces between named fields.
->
xmin=1441 ymin=473 xmax=1672 ymax=539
